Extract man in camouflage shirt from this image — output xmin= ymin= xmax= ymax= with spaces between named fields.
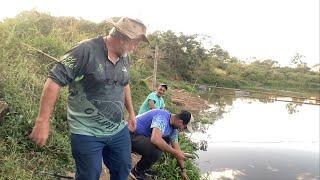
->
xmin=30 ymin=17 xmax=149 ymax=180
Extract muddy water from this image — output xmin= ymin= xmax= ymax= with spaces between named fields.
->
xmin=190 ymin=89 xmax=319 ymax=180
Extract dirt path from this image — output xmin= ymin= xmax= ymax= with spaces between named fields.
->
xmin=145 ymin=79 xmax=209 ymax=112
xmin=170 ymin=89 xmax=210 ymax=112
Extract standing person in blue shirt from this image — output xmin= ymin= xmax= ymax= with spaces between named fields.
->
xmin=29 ymin=17 xmax=149 ymax=180
xmin=130 ymin=109 xmax=193 ymax=180
xmin=138 ymin=84 xmax=167 ymax=115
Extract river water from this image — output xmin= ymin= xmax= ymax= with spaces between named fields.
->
xmin=189 ymin=89 xmax=319 ymax=180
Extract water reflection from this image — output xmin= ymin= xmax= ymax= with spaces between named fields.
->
xmin=192 ymin=95 xmax=319 ymax=149
xmin=197 ymin=93 xmax=234 ymax=124
xmin=286 ymin=102 xmax=302 ymax=114
xmin=296 ymin=172 xmax=320 ymax=180
xmin=196 ymin=143 xmax=319 ymax=180
xmin=194 ymin=88 xmax=319 ymax=126
xmin=193 ymin=140 xmax=208 ymax=151
xmin=190 ymin=89 xmax=320 ymax=179
xmin=201 ymin=168 xmax=246 ymax=180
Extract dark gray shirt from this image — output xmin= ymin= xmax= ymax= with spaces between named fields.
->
xmin=49 ymin=36 xmax=129 ymax=136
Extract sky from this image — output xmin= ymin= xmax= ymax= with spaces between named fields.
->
xmin=0 ymin=0 xmax=319 ymax=66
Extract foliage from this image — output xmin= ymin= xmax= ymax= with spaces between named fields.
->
xmin=146 ymin=31 xmax=208 ymax=81
xmin=153 ymin=134 xmax=200 ymax=180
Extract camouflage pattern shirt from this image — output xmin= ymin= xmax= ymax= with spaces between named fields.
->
xmin=49 ymin=36 xmax=130 ymax=137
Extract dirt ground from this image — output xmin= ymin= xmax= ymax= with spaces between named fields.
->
xmin=146 ymin=79 xmax=209 ymax=112
xmin=170 ymin=89 xmax=210 ymax=111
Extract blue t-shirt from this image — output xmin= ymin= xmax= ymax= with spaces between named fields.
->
xmin=135 ymin=109 xmax=178 ymax=143
xmin=138 ymin=92 xmax=165 ymax=115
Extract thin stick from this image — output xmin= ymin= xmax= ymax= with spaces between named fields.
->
xmin=21 ymin=42 xmax=59 ymax=62
xmin=143 ymin=75 xmax=153 ymax=81
xmin=37 ymin=171 xmax=74 ymax=179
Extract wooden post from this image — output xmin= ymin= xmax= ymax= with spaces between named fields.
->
xmin=0 ymin=101 xmax=8 ymax=122
xmin=153 ymin=40 xmax=159 ymax=90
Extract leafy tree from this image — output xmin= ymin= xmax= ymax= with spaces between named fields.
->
xmin=150 ymin=31 xmax=208 ymax=80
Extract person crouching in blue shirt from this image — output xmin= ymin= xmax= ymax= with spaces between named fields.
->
xmin=130 ymin=109 xmax=193 ymax=180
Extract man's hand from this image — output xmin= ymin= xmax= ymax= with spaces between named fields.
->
xmin=173 ymin=150 xmax=186 ymax=160
xmin=148 ymin=99 xmax=156 ymax=110
xmin=29 ymin=119 xmax=50 ymax=147
xmin=181 ymin=169 xmax=189 ymax=180
xmin=124 ymin=84 xmax=136 ymax=132
xmin=127 ymin=114 xmax=136 ymax=133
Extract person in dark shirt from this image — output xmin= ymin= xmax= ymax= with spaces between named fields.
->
xmin=29 ymin=17 xmax=149 ymax=180
xmin=130 ymin=109 xmax=193 ymax=180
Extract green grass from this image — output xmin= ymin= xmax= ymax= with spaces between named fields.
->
xmin=153 ymin=134 xmax=200 ymax=180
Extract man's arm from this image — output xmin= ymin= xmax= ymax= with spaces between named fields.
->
xmin=124 ymin=84 xmax=136 ymax=132
xmin=172 ymin=142 xmax=189 ymax=180
xmin=148 ymin=99 xmax=156 ymax=109
xmin=150 ymin=128 xmax=185 ymax=160
xmin=172 ymin=142 xmax=185 ymax=169
xmin=30 ymin=78 xmax=61 ymax=147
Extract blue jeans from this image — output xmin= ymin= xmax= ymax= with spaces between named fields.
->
xmin=71 ymin=126 xmax=131 ymax=180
